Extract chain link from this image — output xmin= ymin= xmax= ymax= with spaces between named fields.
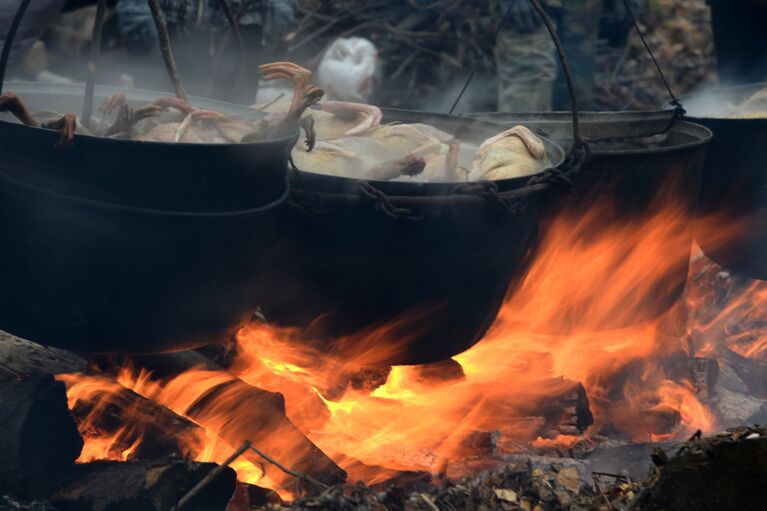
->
xmin=358 ymin=182 xmax=424 ymax=221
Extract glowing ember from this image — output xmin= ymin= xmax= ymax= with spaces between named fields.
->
xmin=58 ymin=200 xmax=767 ymax=491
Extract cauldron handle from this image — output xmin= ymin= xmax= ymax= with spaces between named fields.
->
xmin=0 ymin=0 xmax=33 ymax=94
xmin=526 ymin=0 xmax=590 ymax=164
xmin=618 ymin=0 xmax=685 ymax=117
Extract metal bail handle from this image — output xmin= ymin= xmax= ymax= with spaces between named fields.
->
xmin=0 ymin=0 xmax=33 ymax=94
xmin=619 ymin=0 xmax=685 ymax=117
xmin=526 ymin=0 xmax=589 ymax=160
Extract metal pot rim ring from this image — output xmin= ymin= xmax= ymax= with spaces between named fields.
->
xmin=464 ymin=111 xmax=713 ymax=158
xmin=0 ymin=169 xmax=289 ymax=218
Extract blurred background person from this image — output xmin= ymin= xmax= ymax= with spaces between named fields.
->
xmin=494 ymin=0 xmax=640 ymax=112
xmin=0 ymin=0 xmax=67 ymax=78
xmin=707 ymin=0 xmax=767 ymax=86
xmin=113 ymin=0 xmax=297 ymax=102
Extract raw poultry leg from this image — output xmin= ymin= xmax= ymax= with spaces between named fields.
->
xmin=0 ymin=92 xmax=38 ymax=127
xmin=299 ymin=115 xmax=316 ymax=151
xmin=321 ymin=101 xmax=383 ymax=136
xmin=42 ymin=113 xmax=77 ymax=151
xmin=258 ymin=62 xmax=313 ymax=114
xmin=1 ymin=92 xmax=77 ymax=150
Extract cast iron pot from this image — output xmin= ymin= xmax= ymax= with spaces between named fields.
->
xmin=254 ymin=110 xmax=566 ymax=366
xmin=0 ymin=83 xmax=295 ymax=353
xmin=0 ymin=81 xmax=293 ymax=212
xmin=0 ymin=167 xmax=288 ymax=354
xmin=467 ymin=111 xmax=712 ymax=332
xmin=683 ymin=83 xmax=767 ymax=280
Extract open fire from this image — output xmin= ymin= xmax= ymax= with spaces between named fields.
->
xmin=57 ymin=200 xmax=766 ymax=498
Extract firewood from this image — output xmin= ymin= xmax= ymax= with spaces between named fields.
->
xmin=48 ymin=458 xmax=235 ymax=511
xmin=712 ymin=346 xmax=767 ymax=398
xmin=63 ymin=374 xmax=204 ymax=460
xmin=131 ymin=352 xmax=347 ymax=490
xmin=410 ymin=359 xmax=465 ymax=386
xmin=482 ymin=378 xmax=594 ymax=441
xmin=0 ymin=495 xmax=57 ymax=510
xmin=636 ymin=428 xmax=767 ymax=511
xmin=0 ymin=330 xmax=86 ymax=381
xmin=0 ymin=375 xmax=83 ymax=498
xmin=228 ymin=482 xmax=283 ymax=511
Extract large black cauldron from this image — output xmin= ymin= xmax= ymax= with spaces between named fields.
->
xmin=0 ymin=83 xmax=295 ymax=353
xmin=467 ymin=111 xmax=712 ymax=332
xmin=683 ymin=83 xmax=767 ymax=280
xmin=0 ymin=171 xmax=287 ymax=354
xmin=254 ymin=110 xmax=566 ymax=366
xmin=0 ymin=82 xmax=293 ymax=211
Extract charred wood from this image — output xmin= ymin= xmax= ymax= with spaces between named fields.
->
xmin=48 ymin=459 xmax=235 ymax=511
xmin=0 ymin=331 xmax=85 ymax=381
xmin=712 ymin=346 xmax=767 ymax=398
xmin=410 ymin=359 xmax=465 ymax=386
xmin=0 ymin=375 xmax=82 ymax=499
xmin=472 ymin=379 xmax=593 ymax=447
xmin=0 ymin=495 xmax=57 ymax=511
xmin=491 ymin=379 xmax=594 ymax=440
xmin=64 ymin=375 xmax=204 ymax=460
xmin=227 ymin=482 xmax=283 ymax=511
xmin=131 ymin=351 xmax=347 ymax=489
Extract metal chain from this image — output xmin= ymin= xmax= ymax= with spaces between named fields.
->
xmin=0 ymin=0 xmax=33 ymax=94
xmin=358 ymin=182 xmax=424 ymax=221
xmin=527 ymin=167 xmax=572 ymax=192
xmin=453 ymin=181 xmax=531 ymax=214
xmin=286 ymin=157 xmax=324 ymax=213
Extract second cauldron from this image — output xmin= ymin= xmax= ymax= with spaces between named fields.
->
xmin=254 ymin=110 xmax=565 ymax=366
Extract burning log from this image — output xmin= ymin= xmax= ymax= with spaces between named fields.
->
xmin=488 ymin=378 xmax=594 ymax=441
xmin=130 ymin=351 xmax=347 ymax=489
xmin=48 ymin=459 xmax=236 ymax=511
xmin=0 ymin=330 xmax=86 ymax=381
xmin=410 ymin=359 xmax=465 ymax=386
xmin=0 ymin=375 xmax=83 ymax=498
xmin=228 ymin=482 xmax=283 ymax=510
xmin=711 ymin=346 xmax=767 ymax=398
xmin=61 ymin=374 xmax=204 ymax=460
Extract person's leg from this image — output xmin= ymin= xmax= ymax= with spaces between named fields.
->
xmin=495 ymin=2 xmax=559 ymax=112
xmin=553 ymin=0 xmax=604 ymax=111
xmin=710 ymin=0 xmax=767 ymax=86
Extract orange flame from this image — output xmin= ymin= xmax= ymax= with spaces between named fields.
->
xmin=60 ymin=199 xmax=767 ymax=489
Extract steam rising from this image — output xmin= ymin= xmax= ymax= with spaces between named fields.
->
xmin=685 ymin=83 xmax=767 ymax=119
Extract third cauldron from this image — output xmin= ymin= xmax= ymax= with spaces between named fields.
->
xmin=467 ymin=111 xmax=712 ymax=332
xmin=684 ymin=83 xmax=767 ymax=280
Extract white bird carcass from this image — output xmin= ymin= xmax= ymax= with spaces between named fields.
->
xmin=317 ymin=37 xmax=379 ymax=103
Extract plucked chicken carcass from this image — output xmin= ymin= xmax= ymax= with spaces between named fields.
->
xmin=258 ymin=69 xmax=550 ymax=183
xmin=291 ymin=135 xmax=426 ymax=181
xmin=0 ymin=62 xmax=321 ymax=149
xmin=469 ymin=126 xmax=550 ymax=181
xmin=102 ymin=62 xmax=322 ymax=144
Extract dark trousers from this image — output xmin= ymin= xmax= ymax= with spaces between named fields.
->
xmin=169 ymin=25 xmax=265 ymax=104
xmin=710 ymin=0 xmax=767 ymax=86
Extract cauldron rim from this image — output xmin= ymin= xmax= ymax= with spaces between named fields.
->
xmin=0 ymin=167 xmax=290 ymax=217
xmin=291 ymin=107 xmax=566 ymax=196
xmin=0 ymin=80 xmax=299 ymax=148
xmin=464 ymin=110 xmax=712 ymax=158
